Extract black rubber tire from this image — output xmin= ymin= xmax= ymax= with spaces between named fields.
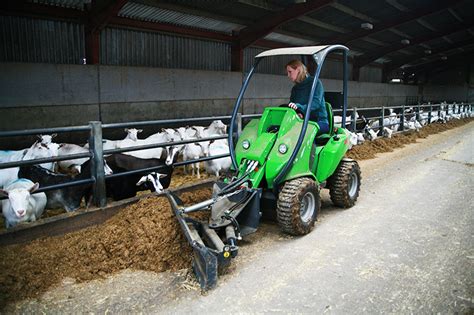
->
xmin=276 ymin=177 xmax=320 ymax=236
xmin=327 ymin=159 xmax=361 ymax=208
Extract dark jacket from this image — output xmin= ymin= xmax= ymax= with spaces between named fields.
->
xmin=290 ymin=75 xmax=328 ymax=124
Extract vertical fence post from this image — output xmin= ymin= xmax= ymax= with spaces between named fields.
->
xmin=401 ymin=104 xmax=405 ymax=132
xmin=379 ymin=106 xmax=385 ymax=135
xmin=416 ymin=103 xmax=421 ymax=121
xmin=428 ymin=104 xmax=432 ymax=124
xmin=236 ymin=113 xmax=242 ymax=137
xmin=351 ymin=107 xmax=357 ymax=132
xmin=89 ymin=121 xmax=106 ymax=208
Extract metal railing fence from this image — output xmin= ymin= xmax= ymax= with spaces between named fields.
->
xmin=0 ymin=103 xmax=471 ymax=206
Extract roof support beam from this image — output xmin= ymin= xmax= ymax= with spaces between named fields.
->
xmin=354 ymin=22 xmax=474 ymax=69
xmin=85 ymin=31 xmax=100 ymax=64
xmin=88 ymin=0 xmax=129 ymax=33
xmin=230 ymin=0 xmax=333 ymax=71
xmin=385 ymin=39 xmax=474 ymax=74
xmin=0 ymin=1 xmax=86 ymax=22
xmin=85 ymin=0 xmax=129 ymax=64
xmin=329 ymin=0 xmax=463 ymax=45
xmin=330 ymin=2 xmax=377 ymax=23
xmin=406 ymin=51 xmax=473 ymax=81
xmin=109 ymin=17 xmax=233 ymax=42
xmin=235 ymin=0 xmax=334 ymax=49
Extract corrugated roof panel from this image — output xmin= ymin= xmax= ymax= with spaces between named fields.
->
xmin=264 ymin=32 xmax=316 ymax=46
xmin=28 ymin=0 xmax=88 ymax=10
xmin=0 ymin=15 xmax=84 ymax=64
xmin=335 ymin=0 xmax=402 ymax=21
xmin=282 ymin=19 xmax=338 ymax=41
xmin=118 ymin=2 xmax=244 ymax=34
xmin=101 ymin=27 xmax=230 ymax=70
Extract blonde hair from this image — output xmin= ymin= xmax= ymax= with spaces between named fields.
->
xmin=286 ymin=59 xmax=308 ymax=83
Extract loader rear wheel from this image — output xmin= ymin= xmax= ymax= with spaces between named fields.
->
xmin=276 ymin=177 xmax=320 ymax=236
xmin=327 ymin=159 xmax=361 ymax=208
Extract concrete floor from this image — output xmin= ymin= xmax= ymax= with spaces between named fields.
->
xmin=10 ymin=122 xmax=474 ymax=314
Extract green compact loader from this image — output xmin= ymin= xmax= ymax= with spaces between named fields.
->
xmin=167 ymin=45 xmax=361 ymax=290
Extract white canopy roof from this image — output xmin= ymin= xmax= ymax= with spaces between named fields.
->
xmin=255 ymin=45 xmax=347 ymax=58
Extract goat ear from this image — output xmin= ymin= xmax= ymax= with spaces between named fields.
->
xmin=29 ymin=182 xmax=40 ymax=193
xmin=124 ymin=128 xmax=129 ymax=132
xmin=0 ymin=189 xmax=8 ymax=197
xmin=136 ymin=176 xmax=147 ymax=186
xmin=157 ymin=173 xmax=167 ymax=178
xmin=51 ymin=133 xmax=57 ymax=138
xmin=137 ymin=129 xmax=143 ymax=133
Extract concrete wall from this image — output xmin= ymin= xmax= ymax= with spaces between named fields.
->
xmin=422 ymin=83 xmax=469 ymax=103
xmin=0 ymin=62 xmax=466 ymax=136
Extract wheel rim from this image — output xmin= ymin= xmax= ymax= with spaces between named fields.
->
xmin=348 ymin=171 xmax=359 ymax=198
xmin=300 ymin=192 xmax=315 ymax=223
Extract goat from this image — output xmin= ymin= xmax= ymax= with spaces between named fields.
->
xmin=57 ymin=143 xmax=89 ymax=174
xmin=0 ymin=179 xmax=47 ymax=228
xmin=136 ymin=172 xmax=169 ymax=193
xmin=18 ymin=165 xmax=92 ymax=212
xmin=118 ymin=132 xmax=169 ymax=160
xmin=204 ymin=138 xmax=231 ymax=177
xmin=162 ymin=128 xmax=184 ymax=166
xmin=182 ymin=128 xmax=211 ymax=179
xmin=0 ymin=141 xmax=56 ymax=171
xmin=104 ymin=154 xmax=174 ymax=201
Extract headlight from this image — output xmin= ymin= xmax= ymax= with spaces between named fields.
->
xmin=278 ymin=144 xmax=288 ymax=154
xmin=242 ymin=140 xmax=250 ymax=150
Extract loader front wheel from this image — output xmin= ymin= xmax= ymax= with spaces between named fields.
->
xmin=276 ymin=177 xmax=320 ymax=236
xmin=327 ymin=159 xmax=361 ymax=208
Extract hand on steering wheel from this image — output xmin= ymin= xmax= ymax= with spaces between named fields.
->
xmin=288 ymin=103 xmax=304 ymax=119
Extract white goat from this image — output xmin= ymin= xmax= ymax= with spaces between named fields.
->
xmin=206 ymin=120 xmax=227 ymax=135
xmin=0 ymin=179 xmax=47 ymax=228
xmin=0 ymin=168 xmax=19 ymax=189
xmin=57 ymin=143 xmax=90 ymax=174
xmin=382 ymin=126 xmax=393 ymax=138
xmin=182 ymin=138 xmax=209 ymax=179
xmin=57 ymin=143 xmax=113 ymax=175
xmin=84 ymin=128 xmax=143 ymax=151
xmin=0 ymin=141 xmax=56 ymax=171
xmin=117 ymin=131 xmax=170 ymax=160
xmin=38 ymin=133 xmax=57 ymax=145
xmin=204 ymin=138 xmax=231 ymax=177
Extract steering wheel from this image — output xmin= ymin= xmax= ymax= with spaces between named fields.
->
xmin=279 ymin=104 xmax=305 ymax=118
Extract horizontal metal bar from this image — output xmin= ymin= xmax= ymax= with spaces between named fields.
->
xmin=105 ymin=164 xmax=171 ymax=179
xmin=242 ymin=114 xmax=262 ymax=119
xmin=104 ymin=153 xmax=230 ymax=180
xmin=0 ymin=125 xmax=90 ymax=138
xmin=102 ymin=116 xmax=232 ymax=130
xmin=173 ymin=153 xmax=230 ymax=167
xmin=0 ymin=178 xmax=96 ymax=200
xmin=36 ymin=178 xmax=95 ymax=193
xmin=0 ymin=152 xmax=92 ymax=170
xmin=103 ymin=134 xmax=228 ymax=155
xmin=182 ymin=198 xmax=215 ymax=213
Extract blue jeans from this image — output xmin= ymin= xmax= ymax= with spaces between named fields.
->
xmin=316 ymin=121 xmax=329 ymax=136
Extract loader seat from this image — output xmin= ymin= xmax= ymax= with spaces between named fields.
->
xmin=315 ymin=102 xmax=334 ymax=145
